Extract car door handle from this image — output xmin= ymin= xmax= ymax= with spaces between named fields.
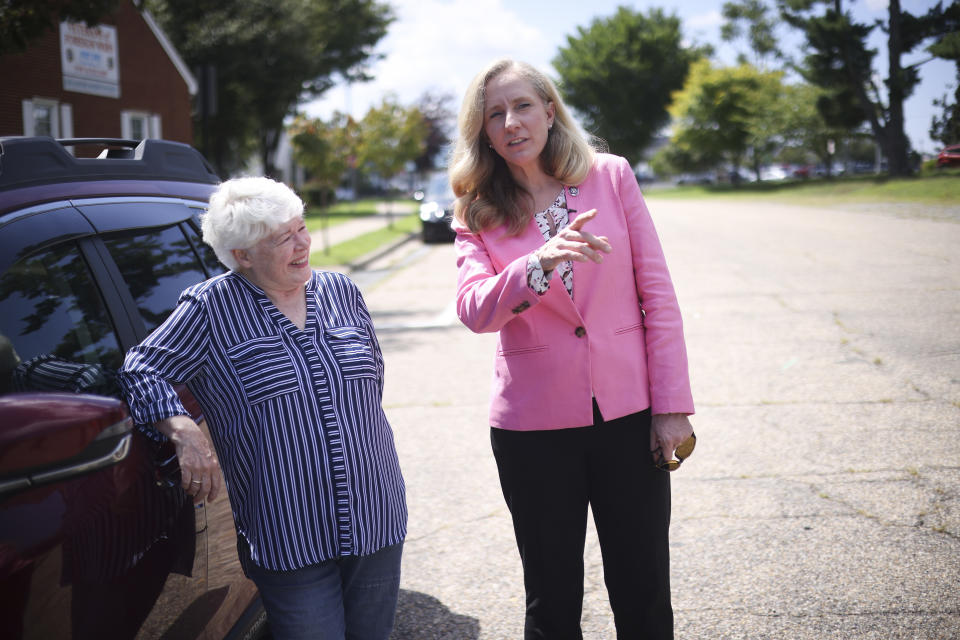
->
xmin=0 ymin=415 xmax=133 ymax=497
xmin=32 ymin=424 xmax=133 ymax=485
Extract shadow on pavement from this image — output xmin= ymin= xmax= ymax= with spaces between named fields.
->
xmin=390 ymin=589 xmax=480 ymax=639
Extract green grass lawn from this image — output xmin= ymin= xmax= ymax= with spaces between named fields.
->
xmin=304 ymin=198 xmax=416 ymax=234
xmin=309 ymin=211 xmax=421 ymax=268
xmin=643 ymin=170 xmax=960 ymax=205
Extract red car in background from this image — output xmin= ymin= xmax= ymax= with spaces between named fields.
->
xmin=937 ymin=144 xmax=960 ymax=168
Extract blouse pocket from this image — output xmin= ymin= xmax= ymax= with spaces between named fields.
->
xmin=226 ymin=335 xmax=301 ymax=404
xmin=324 ymin=326 xmax=377 ymax=380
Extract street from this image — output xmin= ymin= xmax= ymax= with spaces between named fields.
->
xmin=355 ymin=198 xmax=960 ymax=639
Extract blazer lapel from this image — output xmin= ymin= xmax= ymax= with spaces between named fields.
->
xmin=480 ymin=194 xmax=589 ymax=327
xmin=519 ymin=206 xmax=587 ymax=327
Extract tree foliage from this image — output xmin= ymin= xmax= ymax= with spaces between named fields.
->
xmin=552 ymin=7 xmax=709 ymax=164
xmin=928 ymin=20 xmax=960 ymax=145
xmin=146 ymin=0 xmax=392 ymax=178
xmin=289 ymin=112 xmax=358 ymax=205
xmin=355 ymin=95 xmax=427 ymax=184
xmin=662 ymin=60 xmax=788 ymax=179
xmin=412 ymin=91 xmax=456 ymax=175
xmin=290 ymin=96 xmax=427 ymax=201
xmin=721 ymin=0 xmax=783 ymax=68
xmin=657 ymin=59 xmax=852 ymax=181
xmin=779 ymin=0 xmax=958 ymax=176
xmin=930 ymin=81 xmax=960 ymax=147
xmin=0 ymin=0 xmax=122 ymax=54
xmin=778 ymin=82 xmax=847 ymax=175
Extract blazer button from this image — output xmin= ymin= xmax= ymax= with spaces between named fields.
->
xmin=574 ymin=326 xmax=586 ymax=338
xmin=511 ymin=300 xmax=531 ymax=314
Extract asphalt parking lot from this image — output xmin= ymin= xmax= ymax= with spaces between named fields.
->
xmin=354 ymin=198 xmax=959 ymax=639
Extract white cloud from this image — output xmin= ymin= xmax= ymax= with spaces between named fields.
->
xmin=686 ymin=9 xmax=723 ymax=29
xmin=681 ymin=9 xmax=724 ymax=55
xmin=303 ymin=0 xmax=550 ymax=120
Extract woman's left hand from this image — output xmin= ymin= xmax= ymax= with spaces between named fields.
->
xmin=535 ymin=209 xmax=612 ymax=273
xmin=650 ymin=413 xmax=694 ymax=465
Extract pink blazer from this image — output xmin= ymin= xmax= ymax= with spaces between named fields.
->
xmin=454 ymin=154 xmax=694 ymax=430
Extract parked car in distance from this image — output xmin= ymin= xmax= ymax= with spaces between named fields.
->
xmin=759 ymin=165 xmax=790 ymax=181
xmin=937 ymin=143 xmax=960 ymax=168
xmin=722 ymin=167 xmax=755 ymax=184
xmin=675 ymin=172 xmax=715 ymax=186
xmin=417 ymin=172 xmax=457 ymax=243
xmin=814 ymin=163 xmax=845 ymax=177
xmin=0 ymin=137 xmax=267 ymax=639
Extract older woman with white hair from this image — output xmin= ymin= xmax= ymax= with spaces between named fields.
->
xmin=119 ymin=176 xmax=406 ymax=640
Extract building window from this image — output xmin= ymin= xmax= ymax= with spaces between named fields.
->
xmin=130 ymin=114 xmax=147 ymax=140
xmin=33 ymin=103 xmax=55 ymax=136
xmin=22 ymin=98 xmax=64 ymax=137
xmin=121 ymin=111 xmax=162 ymax=140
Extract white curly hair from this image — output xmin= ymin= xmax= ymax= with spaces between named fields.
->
xmin=201 ymin=176 xmax=305 ymax=271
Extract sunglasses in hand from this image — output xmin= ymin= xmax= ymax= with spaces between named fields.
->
xmin=652 ymin=432 xmax=696 ymax=472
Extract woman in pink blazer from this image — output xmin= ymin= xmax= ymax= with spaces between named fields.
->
xmin=450 ymin=59 xmax=695 ymax=639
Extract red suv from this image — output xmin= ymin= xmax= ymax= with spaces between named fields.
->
xmin=0 ymin=137 xmax=267 ymax=639
xmin=937 ymin=143 xmax=960 ymax=168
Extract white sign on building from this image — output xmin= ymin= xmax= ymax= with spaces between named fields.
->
xmin=60 ymin=21 xmax=120 ymax=98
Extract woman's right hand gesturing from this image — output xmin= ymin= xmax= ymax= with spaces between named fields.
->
xmin=534 ymin=208 xmax=612 ymax=273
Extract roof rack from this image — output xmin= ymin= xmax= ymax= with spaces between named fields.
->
xmin=0 ymin=137 xmax=220 ymax=191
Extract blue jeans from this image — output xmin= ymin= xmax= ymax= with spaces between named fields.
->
xmin=246 ymin=542 xmax=403 ymax=640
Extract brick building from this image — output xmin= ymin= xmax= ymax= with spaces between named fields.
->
xmin=0 ymin=0 xmax=196 ymax=148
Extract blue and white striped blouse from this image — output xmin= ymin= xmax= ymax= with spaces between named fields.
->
xmin=119 ymin=270 xmax=407 ymax=572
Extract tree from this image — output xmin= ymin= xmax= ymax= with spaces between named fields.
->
xmin=744 ymin=69 xmax=790 ymax=178
xmin=0 ymin=0 xmax=121 ymax=54
xmin=778 ymin=82 xmax=848 ymax=176
xmin=146 ymin=0 xmax=392 ymax=177
xmin=356 ymin=95 xmax=427 ymax=189
xmin=412 ymin=91 xmax=456 ymax=176
xmin=289 ymin=112 xmax=358 ymax=204
xmin=930 ymin=78 xmax=960 ymax=148
xmin=929 ymin=21 xmax=960 ymax=145
xmin=289 ymin=111 xmax=359 ymax=252
xmin=721 ymin=0 xmax=784 ymax=68
xmin=779 ymin=0 xmax=958 ymax=176
xmin=664 ymin=60 xmax=787 ymax=181
xmin=552 ymin=7 xmax=709 ymax=164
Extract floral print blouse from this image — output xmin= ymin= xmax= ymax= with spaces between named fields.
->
xmin=525 ymin=190 xmax=574 ymax=298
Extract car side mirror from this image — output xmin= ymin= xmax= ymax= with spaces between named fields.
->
xmin=0 ymin=392 xmax=133 ymax=497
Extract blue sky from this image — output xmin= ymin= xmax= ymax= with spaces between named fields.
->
xmin=304 ymin=0 xmax=953 ymax=155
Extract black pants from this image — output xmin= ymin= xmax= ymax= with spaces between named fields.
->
xmin=490 ymin=403 xmax=673 ymax=640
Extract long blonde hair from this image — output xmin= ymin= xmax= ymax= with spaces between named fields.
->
xmin=450 ymin=59 xmax=597 ymax=235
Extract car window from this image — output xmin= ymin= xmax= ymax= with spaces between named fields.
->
xmin=103 ymin=224 xmax=210 ymax=334
xmin=104 ymin=225 xmax=207 ymax=332
xmin=185 ymin=217 xmax=227 ymax=277
xmin=0 ymin=242 xmax=123 ymax=398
